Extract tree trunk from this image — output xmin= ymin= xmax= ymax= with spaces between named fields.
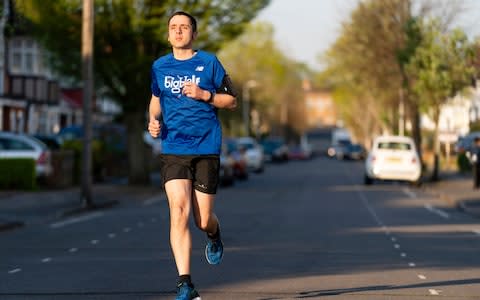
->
xmin=125 ymin=110 xmax=151 ymax=185
xmin=410 ymin=101 xmax=422 ymax=162
xmin=430 ymin=108 xmax=441 ymax=182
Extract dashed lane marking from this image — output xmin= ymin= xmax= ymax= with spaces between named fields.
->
xmin=8 ymin=268 xmax=21 ymax=274
xmin=402 ymin=188 xmax=417 ymax=198
xmin=409 ymin=262 xmax=416 ymax=267
xmin=41 ymin=257 xmax=51 ymax=263
xmin=429 ymin=289 xmax=441 ymax=295
xmin=424 ymin=204 xmax=450 ymax=219
xmin=418 ymin=274 xmax=427 ymax=280
xmin=143 ymin=196 xmax=165 ymax=206
xmin=50 ymin=212 xmax=104 ymax=229
xmin=69 ymin=248 xmax=78 ymax=253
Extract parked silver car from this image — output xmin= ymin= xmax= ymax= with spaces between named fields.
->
xmin=235 ymin=137 xmax=265 ymax=173
xmin=0 ymin=132 xmax=53 ymax=178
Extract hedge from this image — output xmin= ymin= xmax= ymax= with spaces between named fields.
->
xmin=0 ymin=158 xmax=36 ymax=190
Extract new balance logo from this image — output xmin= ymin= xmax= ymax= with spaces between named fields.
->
xmin=195 ymin=66 xmax=205 ymax=71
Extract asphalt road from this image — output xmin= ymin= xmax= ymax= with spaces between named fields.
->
xmin=1 ymin=156 xmax=480 ymax=299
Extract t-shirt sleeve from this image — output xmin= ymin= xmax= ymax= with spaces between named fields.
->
xmin=212 ymin=56 xmax=226 ymax=89
xmin=151 ymin=66 xmax=160 ymax=97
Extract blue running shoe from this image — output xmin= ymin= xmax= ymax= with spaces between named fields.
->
xmin=175 ymin=282 xmax=201 ymax=300
xmin=205 ymin=226 xmax=223 ymax=265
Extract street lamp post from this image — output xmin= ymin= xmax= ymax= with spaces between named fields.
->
xmin=242 ymin=80 xmax=258 ymax=136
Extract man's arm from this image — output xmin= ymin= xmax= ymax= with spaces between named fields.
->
xmin=148 ymin=94 xmax=162 ymax=138
xmin=182 ymin=75 xmax=237 ymax=110
xmin=202 ymin=92 xmax=237 ymax=110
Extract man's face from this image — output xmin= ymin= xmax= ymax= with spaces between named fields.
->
xmin=168 ymin=15 xmax=197 ymax=49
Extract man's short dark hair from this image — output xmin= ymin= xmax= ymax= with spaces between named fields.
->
xmin=168 ymin=11 xmax=197 ymax=33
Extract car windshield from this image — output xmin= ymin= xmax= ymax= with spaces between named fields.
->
xmin=262 ymin=140 xmax=282 ymax=149
xmin=378 ymin=142 xmax=411 ymax=150
xmin=239 ymin=142 xmax=255 ymax=150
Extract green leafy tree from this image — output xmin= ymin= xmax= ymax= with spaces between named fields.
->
xmin=16 ymin=0 xmax=269 ymax=184
xmin=320 ymin=0 xmax=411 ymax=146
xmin=406 ymin=18 xmax=476 ymax=180
xmin=218 ymin=22 xmax=304 ymax=140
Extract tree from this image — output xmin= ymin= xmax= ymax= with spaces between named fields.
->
xmin=320 ymin=0 xmax=411 ymax=145
xmin=406 ymin=18 xmax=476 ymax=181
xmin=218 ymin=22 xmax=304 ymax=140
xmin=16 ymin=0 xmax=270 ymax=184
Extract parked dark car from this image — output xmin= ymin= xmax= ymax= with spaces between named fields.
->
xmin=33 ymin=134 xmax=61 ymax=150
xmin=327 ymin=139 xmax=352 ymax=160
xmin=344 ymin=143 xmax=366 ymax=160
xmin=261 ymin=137 xmax=289 ymax=162
xmin=219 ymin=151 xmax=235 ymax=186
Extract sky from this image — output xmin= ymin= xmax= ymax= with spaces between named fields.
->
xmin=255 ymin=0 xmax=480 ymax=71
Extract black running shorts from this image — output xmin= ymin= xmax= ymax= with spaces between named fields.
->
xmin=159 ymin=154 xmax=220 ymax=194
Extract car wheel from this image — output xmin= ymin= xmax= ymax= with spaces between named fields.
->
xmin=410 ymin=178 xmax=422 ymax=187
xmin=364 ymin=174 xmax=373 ymax=185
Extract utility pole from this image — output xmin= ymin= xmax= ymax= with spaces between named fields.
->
xmin=242 ymin=80 xmax=257 ymax=136
xmin=81 ymin=0 xmax=94 ymax=208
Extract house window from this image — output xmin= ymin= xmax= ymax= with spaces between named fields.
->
xmin=12 ymin=53 xmax=22 ymax=70
xmin=9 ymin=38 xmax=39 ymax=74
xmin=25 ymin=53 xmax=33 ymax=72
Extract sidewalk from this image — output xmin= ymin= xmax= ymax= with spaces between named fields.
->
xmin=421 ymin=171 xmax=480 ymax=218
xmin=0 ymin=181 xmax=163 ymax=232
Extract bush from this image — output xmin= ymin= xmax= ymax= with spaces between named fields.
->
xmin=60 ymin=139 xmax=117 ymax=183
xmin=0 ymin=158 xmax=36 ymax=190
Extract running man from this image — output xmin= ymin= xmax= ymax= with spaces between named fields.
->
xmin=147 ymin=11 xmax=237 ymax=300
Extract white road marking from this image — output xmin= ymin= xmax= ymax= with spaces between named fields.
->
xmin=143 ymin=196 xmax=164 ymax=206
xmin=418 ymin=274 xmax=427 ymax=280
xmin=41 ymin=257 xmax=51 ymax=263
xmin=69 ymin=248 xmax=78 ymax=253
xmin=50 ymin=212 xmax=104 ymax=229
xmin=123 ymin=227 xmax=131 ymax=233
xmin=402 ymin=188 xmax=417 ymax=198
xmin=108 ymin=233 xmax=116 ymax=238
xmin=391 ymin=237 xmax=397 ymax=242
xmin=401 ymin=253 xmax=407 ymax=258
xmin=424 ymin=204 xmax=450 ymax=219
xmin=409 ymin=262 xmax=416 ymax=267
xmin=472 ymin=230 xmax=480 ymax=236
xmin=137 ymin=222 xmax=144 ymax=227
xmin=91 ymin=240 xmax=99 ymax=245
xmin=429 ymin=289 xmax=441 ymax=295
xmin=8 ymin=268 xmax=21 ymax=274
xmin=394 ymin=244 xmax=400 ymax=249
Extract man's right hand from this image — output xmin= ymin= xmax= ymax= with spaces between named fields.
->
xmin=148 ymin=119 xmax=161 ymax=138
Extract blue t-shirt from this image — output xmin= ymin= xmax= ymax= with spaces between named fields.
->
xmin=151 ymin=50 xmax=226 ymax=155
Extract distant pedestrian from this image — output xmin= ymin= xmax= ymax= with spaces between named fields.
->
xmin=147 ymin=11 xmax=237 ymax=300
xmin=473 ymin=137 xmax=480 ymax=189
